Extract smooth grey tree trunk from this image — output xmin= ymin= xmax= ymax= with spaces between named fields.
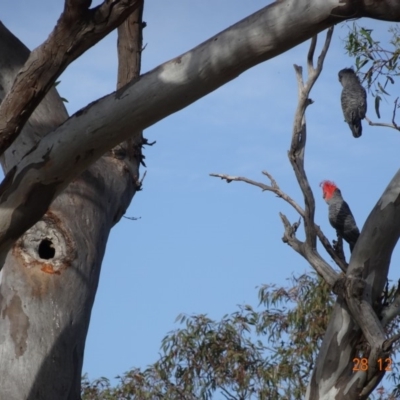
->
xmin=0 ymin=14 xmax=142 ymax=399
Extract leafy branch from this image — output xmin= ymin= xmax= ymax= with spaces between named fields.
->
xmin=345 ymin=23 xmax=400 ymax=126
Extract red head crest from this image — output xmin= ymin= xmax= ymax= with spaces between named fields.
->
xmin=320 ymin=180 xmax=338 ymax=201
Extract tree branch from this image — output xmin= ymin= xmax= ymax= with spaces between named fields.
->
xmin=380 ymin=281 xmax=400 ymax=327
xmin=64 ymin=0 xmax=92 ymax=18
xmin=308 ymin=169 xmax=400 ymax=399
xmin=0 ymin=0 xmax=142 ymax=156
xmin=211 ymin=28 xmax=342 ymax=287
xmin=343 ymin=267 xmax=387 ymax=381
xmin=111 ymin=0 xmax=146 ymax=179
xmin=210 ymin=171 xmax=347 ymax=272
xmin=0 ymin=1 xmax=399 ymax=269
xmin=289 ymin=27 xmax=333 ymax=251
xmin=365 ymin=97 xmax=400 ymax=131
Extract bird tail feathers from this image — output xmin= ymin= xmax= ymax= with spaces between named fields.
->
xmin=350 ymin=121 xmax=362 ymax=138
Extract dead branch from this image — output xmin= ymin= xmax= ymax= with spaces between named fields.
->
xmin=210 ymin=171 xmax=347 ymax=272
xmin=280 ymin=212 xmax=303 ymax=250
xmin=209 ymin=173 xmax=304 ymax=214
xmin=289 ymin=27 xmax=333 ymax=250
xmin=209 ymin=29 xmax=345 ymax=286
xmin=278 ymin=27 xmax=343 ymax=284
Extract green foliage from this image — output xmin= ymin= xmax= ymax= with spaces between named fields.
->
xmin=345 ymin=23 xmax=400 ymax=119
xmin=82 ymin=273 xmax=335 ymax=399
xmin=81 ymin=273 xmax=400 ymax=399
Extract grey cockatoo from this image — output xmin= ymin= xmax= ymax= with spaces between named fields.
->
xmin=321 ymin=180 xmax=360 ymax=252
xmin=338 ymin=68 xmax=367 ymax=138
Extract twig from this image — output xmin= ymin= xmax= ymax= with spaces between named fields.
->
xmin=123 ymin=215 xmax=141 ymax=221
xmin=210 ymin=171 xmax=347 ymax=273
xmin=139 ymin=170 xmax=147 ymax=185
xmin=365 ymin=116 xmax=400 ymax=131
xmin=364 ymin=97 xmax=400 ymax=131
xmin=209 ymin=172 xmax=304 ymax=215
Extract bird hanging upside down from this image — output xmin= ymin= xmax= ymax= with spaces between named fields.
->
xmin=338 ymin=68 xmax=367 ymax=138
xmin=320 ymin=180 xmax=360 ymax=253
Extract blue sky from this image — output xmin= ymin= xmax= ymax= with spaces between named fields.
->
xmin=2 ymin=0 xmax=400 ymax=388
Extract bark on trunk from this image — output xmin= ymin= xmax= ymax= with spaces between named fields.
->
xmin=306 ymin=169 xmax=400 ymax=399
xmin=0 ymin=8 xmax=143 ymax=398
xmin=1 ymin=0 xmax=400 ymax=265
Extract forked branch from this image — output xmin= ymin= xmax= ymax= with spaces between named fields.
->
xmin=0 ymin=0 xmax=142 ymax=156
xmin=209 ymin=171 xmax=347 ymax=273
xmin=289 ymin=27 xmax=333 ymax=250
xmin=212 ymin=27 xmax=341 ymax=284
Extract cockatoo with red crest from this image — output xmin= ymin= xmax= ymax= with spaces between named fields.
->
xmin=320 ymin=180 xmax=360 ymax=252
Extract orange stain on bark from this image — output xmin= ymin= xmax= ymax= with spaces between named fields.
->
xmin=41 ymin=264 xmax=61 ymax=275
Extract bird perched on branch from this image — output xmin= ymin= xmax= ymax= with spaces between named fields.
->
xmin=338 ymin=68 xmax=367 ymax=138
xmin=320 ymin=180 xmax=360 ymax=253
